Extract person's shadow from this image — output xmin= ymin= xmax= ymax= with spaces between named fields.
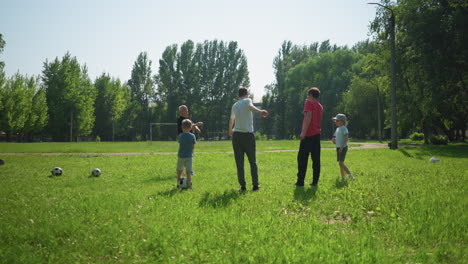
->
xmin=155 ymin=187 xmax=180 ymax=198
xmin=335 ymin=178 xmax=348 ymax=188
xmin=293 ymin=186 xmax=317 ymax=204
xmin=199 ymin=190 xmax=243 ymax=208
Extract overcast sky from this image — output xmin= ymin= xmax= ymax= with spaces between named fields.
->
xmin=1 ymin=0 xmax=378 ymax=101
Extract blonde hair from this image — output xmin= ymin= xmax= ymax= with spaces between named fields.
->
xmin=182 ymin=119 xmax=192 ymax=130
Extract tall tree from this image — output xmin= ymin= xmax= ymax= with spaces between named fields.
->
xmin=24 ymin=76 xmax=48 ymax=140
xmin=268 ymin=41 xmax=320 ymax=138
xmin=156 ymin=40 xmax=249 ymax=139
xmin=128 ymin=52 xmax=154 ymax=140
xmin=266 ymin=41 xmax=355 ymax=139
xmin=0 ymin=73 xmax=32 ymax=140
xmin=93 ymin=73 xmax=128 ymax=141
xmin=371 ymin=0 xmax=468 ymax=141
xmin=0 ymin=33 xmax=5 ymax=70
xmin=42 ymin=52 xmax=96 ymax=141
xmin=0 ymin=33 xmax=5 ymax=119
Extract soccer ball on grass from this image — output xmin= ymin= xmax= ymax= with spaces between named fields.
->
xmin=91 ymin=168 xmax=102 ymax=177
xmin=51 ymin=167 xmax=63 ymax=176
xmin=179 ymin=177 xmax=189 ymax=189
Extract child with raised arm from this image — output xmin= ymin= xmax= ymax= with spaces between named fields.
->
xmin=332 ymin=114 xmax=354 ymax=181
xmin=177 ymin=119 xmax=196 ymax=189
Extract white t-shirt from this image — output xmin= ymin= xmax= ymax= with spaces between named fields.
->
xmin=231 ymin=98 xmax=255 ymax=133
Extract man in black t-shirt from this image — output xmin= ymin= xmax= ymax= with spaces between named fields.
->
xmin=177 ymin=105 xmax=203 ymax=135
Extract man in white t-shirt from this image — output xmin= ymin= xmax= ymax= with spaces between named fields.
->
xmin=229 ymin=87 xmax=269 ymax=192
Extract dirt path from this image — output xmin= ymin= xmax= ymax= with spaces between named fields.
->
xmin=1 ymin=143 xmax=390 ymax=156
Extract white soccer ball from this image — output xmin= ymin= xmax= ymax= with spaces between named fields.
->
xmin=179 ymin=177 xmax=189 ymax=189
xmin=91 ymin=168 xmax=101 ymax=177
xmin=429 ymin=157 xmax=440 ymax=163
xmin=51 ymin=167 xmax=63 ymax=176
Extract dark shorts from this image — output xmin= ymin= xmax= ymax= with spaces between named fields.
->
xmin=336 ymin=146 xmax=348 ymax=162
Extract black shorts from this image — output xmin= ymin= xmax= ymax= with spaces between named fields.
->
xmin=336 ymin=146 xmax=348 ymax=162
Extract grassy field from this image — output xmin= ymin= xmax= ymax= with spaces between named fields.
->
xmin=0 ymin=142 xmax=466 ymax=263
xmin=0 ymin=140 xmax=342 ymax=153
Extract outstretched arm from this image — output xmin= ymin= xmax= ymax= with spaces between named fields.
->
xmin=249 ymin=104 xmax=269 ymax=118
xmin=191 ymin=122 xmax=203 ymax=133
xmin=192 ymin=124 xmax=201 ymax=133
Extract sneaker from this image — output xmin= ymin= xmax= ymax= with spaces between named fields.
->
xmin=191 ymin=170 xmax=195 ymax=176
xmin=348 ymin=174 xmax=355 ymax=181
xmin=252 ymin=186 xmax=260 ymax=192
xmin=238 ymin=186 xmax=247 ymax=192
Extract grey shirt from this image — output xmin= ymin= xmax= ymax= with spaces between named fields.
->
xmin=333 ymin=126 xmax=349 ymax=148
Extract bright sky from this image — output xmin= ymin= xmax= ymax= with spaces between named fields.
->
xmin=1 ymin=0 xmax=378 ymax=101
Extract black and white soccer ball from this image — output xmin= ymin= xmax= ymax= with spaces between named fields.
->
xmin=91 ymin=168 xmax=101 ymax=177
xmin=179 ymin=177 xmax=189 ymax=189
xmin=51 ymin=167 xmax=63 ymax=176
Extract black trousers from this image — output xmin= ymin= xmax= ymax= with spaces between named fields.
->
xmin=297 ymin=134 xmax=321 ymax=185
xmin=232 ymin=132 xmax=258 ymax=187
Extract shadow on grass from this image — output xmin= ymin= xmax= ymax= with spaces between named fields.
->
xmin=398 ymin=148 xmax=414 ymax=158
xmin=399 ymin=145 xmax=468 ymax=159
xmin=155 ymin=188 xmax=180 ymax=198
xmin=144 ymin=176 xmax=174 ymax=183
xmin=335 ymin=178 xmax=348 ymax=188
xmin=293 ymin=186 xmax=317 ymax=204
xmin=199 ymin=190 xmax=242 ymax=208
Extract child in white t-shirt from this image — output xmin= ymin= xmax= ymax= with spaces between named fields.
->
xmin=332 ymin=114 xmax=354 ymax=181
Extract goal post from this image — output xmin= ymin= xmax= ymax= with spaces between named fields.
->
xmin=149 ymin=123 xmax=177 ymax=141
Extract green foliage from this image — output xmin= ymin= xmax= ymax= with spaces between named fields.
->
xmin=0 ymin=73 xmax=32 ymax=134
xmin=429 ymin=135 xmax=448 ymax=145
xmin=127 ymin=52 xmax=154 ymax=140
xmin=254 ymin=131 xmax=268 ymax=141
xmin=155 ymin=40 xmax=250 ymax=140
xmin=0 ymin=33 xmax=5 ymax=70
xmin=25 ymin=77 xmax=48 ymax=135
xmin=371 ymin=0 xmax=468 ymax=141
xmin=265 ymin=41 xmax=360 ymax=139
xmin=285 ymin=48 xmax=360 ymax=138
xmin=266 ymin=41 xmax=318 ymax=139
xmin=0 ymin=73 xmax=47 ymax=140
xmin=93 ymin=73 xmax=128 ymax=141
xmin=0 ymin=143 xmax=466 ymax=262
xmin=42 ymin=53 xmax=96 ymax=141
xmin=340 ymin=51 xmax=389 ymax=139
xmin=409 ymin=132 xmax=424 ymax=141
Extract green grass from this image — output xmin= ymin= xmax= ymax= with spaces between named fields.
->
xmin=0 ymin=140 xmax=342 ymax=153
xmin=0 ymin=142 xmax=466 ymax=263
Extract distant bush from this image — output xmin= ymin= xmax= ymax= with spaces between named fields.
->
xmin=255 ymin=132 xmax=268 ymax=141
xmin=409 ymin=132 xmax=424 ymax=141
xmin=429 ymin=135 xmax=448 ymax=145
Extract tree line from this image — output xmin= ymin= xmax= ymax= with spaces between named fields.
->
xmin=0 ymin=0 xmax=466 ymax=142
xmin=0 ymin=39 xmax=249 ymax=141
xmin=261 ymin=0 xmax=467 ymax=143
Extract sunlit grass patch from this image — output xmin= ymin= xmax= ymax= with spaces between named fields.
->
xmin=0 ymin=143 xmax=466 ymax=263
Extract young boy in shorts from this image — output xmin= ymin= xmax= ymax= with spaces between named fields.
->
xmin=177 ymin=119 xmax=196 ymax=188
